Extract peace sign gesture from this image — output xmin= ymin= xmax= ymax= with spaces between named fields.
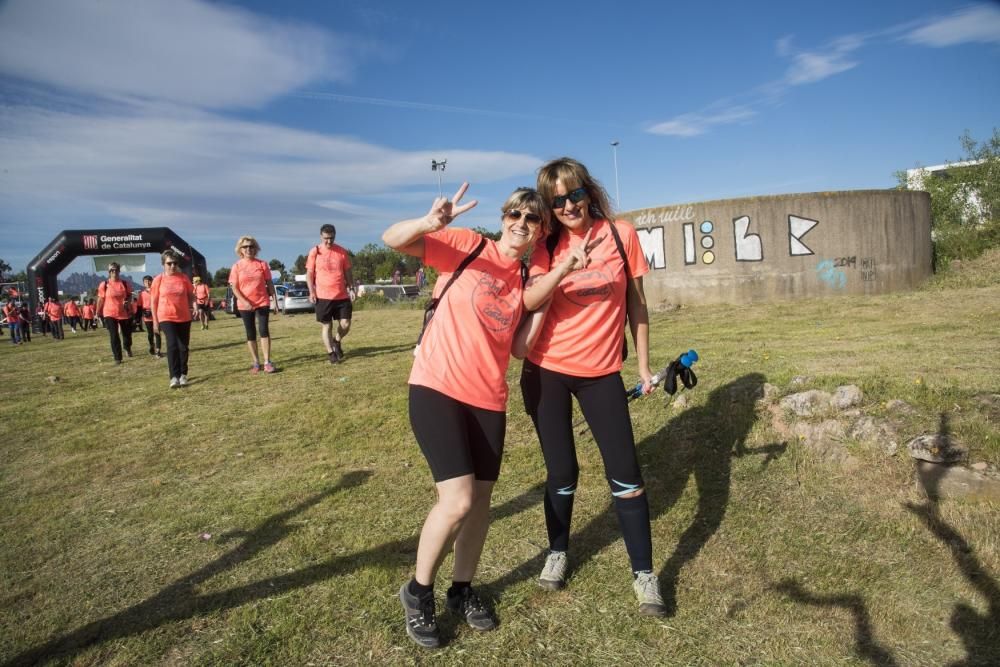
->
xmin=560 ymin=227 xmax=605 ymax=273
xmin=424 ymin=182 xmax=478 ymax=233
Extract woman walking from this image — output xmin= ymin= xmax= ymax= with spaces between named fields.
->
xmin=151 ymin=250 xmax=195 ymax=387
xmin=382 ymin=183 xmax=546 ymax=648
xmin=519 ymin=157 xmax=665 ymax=616
xmin=95 ymin=262 xmax=133 ymax=364
xmin=229 ymin=236 xmax=280 ymax=373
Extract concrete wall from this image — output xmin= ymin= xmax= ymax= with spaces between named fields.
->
xmin=621 ymin=190 xmax=932 ymax=307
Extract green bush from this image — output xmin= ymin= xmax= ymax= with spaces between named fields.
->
xmin=351 ymin=292 xmax=390 ymax=310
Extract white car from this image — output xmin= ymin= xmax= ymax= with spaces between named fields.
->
xmin=283 ymin=282 xmax=314 ymax=313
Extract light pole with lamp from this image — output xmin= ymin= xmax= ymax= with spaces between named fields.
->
xmin=431 ymin=159 xmax=447 ymax=197
xmin=610 ymin=141 xmax=621 ymax=210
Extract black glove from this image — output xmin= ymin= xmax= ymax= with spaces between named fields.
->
xmin=663 ymin=359 xmax=698 ymax=395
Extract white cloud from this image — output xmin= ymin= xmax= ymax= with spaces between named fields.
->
xmin=647 ymin=107 xmax=756 ymax=137
xmin=0 ymin=0 xmax=352 ymax=108
xmin=904 ymin=4 xmax=1000 ymax=47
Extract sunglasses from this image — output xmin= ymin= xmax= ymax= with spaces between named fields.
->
xmin=504 ymin=210 xmax=542 ymax=225
xmin=241 ymin=245 xmax=256 ymax=250
xmin=552 ymin=187 xmax=587 ymax=210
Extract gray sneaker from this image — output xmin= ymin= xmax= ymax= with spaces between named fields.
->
xmin=445 ymin=586 xmax=496 ymax=631
xmin=399 ymin=583 xmax=440 ymax=649
xmin=169 ymin=377 xmax=179 ymax=389
xmin=538 ymin=551 xmax=567 ymax=591
xmin=633 ymin=571 xmax=667 ymax=616
xmin=178 ymin=375 xmax=189 ymax=386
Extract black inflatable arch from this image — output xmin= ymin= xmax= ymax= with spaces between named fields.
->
xmin=26 ymin=228 xmax=209 ymax=312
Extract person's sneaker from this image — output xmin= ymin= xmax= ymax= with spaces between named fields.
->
xmin=169 ymin=377 xmax=180 ymax=389
xmin=156 ymin=352 xmax=163 ymax=358
xmin=633 ymin=571 xmax=667 ymax=616
xmin=125 ymin=349 xmax=133 ymax=358
xmin=178 ymin=375 xmax=189 ymax=387
xmin=149 ymin=347 xmax=156 ymax=356
xmin=538 ymin=551 xmax=568 ymax=591
xmin=328 ymin=350 xmax=338 ymax=365
xmin=263 ymin=361 xmax=276 ymax=373
xmin=399 ymin=583 xmax=440 ymax=649
xmin=445 ymin=586 xmax=497 ymax=631
xmin=333 ymin=339 xmax=344 ymax=361
xmin=250 ymin=363 xmax=260 ymax=375
xmin=114 ymin=359 xmax=122 ymax=366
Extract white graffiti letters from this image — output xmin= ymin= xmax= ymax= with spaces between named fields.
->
xmin=733 ymin=216 xmax=763 ymax=261
xmin=636 ymin=227 xmax=666 ymax=269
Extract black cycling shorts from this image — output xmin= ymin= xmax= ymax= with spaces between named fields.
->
xmin=316 ymin=298 xmax=352 ymax=323
xmin=240 ymin=307 xmax=270 ymax=341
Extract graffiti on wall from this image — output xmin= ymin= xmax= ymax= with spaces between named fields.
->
xmin=635 ymin=209 xmax=822 ymax=269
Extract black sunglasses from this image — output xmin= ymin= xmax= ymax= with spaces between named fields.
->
xmin=504 ymin=210 xmax=542 ymax=225
xmin=552 ymin=187 xmax=587 ymax=210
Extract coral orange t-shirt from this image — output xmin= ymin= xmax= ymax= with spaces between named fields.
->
xmin=194 ymin=283 xmax=211 ymax=305
xmin=409 ymin=227 xmax=526 ymax=412
xmin=45 ymin=301 xmax=63 ymax=321
xmin=307 ymin=244 xmax=352 ymax=300
xmin=82 ymin=304 xmax=95 ymax=319
xmin=229 ymin=258 xmax=271 ymax=309
xmin=64 ymin=301 xmax=80 ymax=317
xmin=4 ymin=304 xmax=17 ymax=324
xmin=137 ymin=290 xmax=154 ymax=322
xmin=98 ymin=279 xmax=131 ymax=319
xmin=151 ymin=273 xmax=194 ymax=323
xmin=526 ymin=219 xmax=649 ymax=377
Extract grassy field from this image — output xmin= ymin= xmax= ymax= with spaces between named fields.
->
xmin=2 ymin=254 xmax=999 ymax=666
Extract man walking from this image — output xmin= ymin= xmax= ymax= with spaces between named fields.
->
xmin=307 ymin=224 xmax=353 ymax=363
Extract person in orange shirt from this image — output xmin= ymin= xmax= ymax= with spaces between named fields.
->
xmin=63 ymin=297 xmax=81 ymax=333
xmin=3 ymin=300 xmax=20 ymax=345
xmin=80 ymin=300 xmax=94 ymax=331
xmin=95 ymin=262 xmax=134 ymax=364
xmin=44 ymin=297 xmax=65 ymax=340
xmin=137 ymin=275 xmax=162 ymax=357
xmin=382 ymin=183 xmax=546 ymax=648
xmin=193 ymin=276 xmax=211 ymax=330
xmin=518 ymin=157 xmax=664 ymax=616
xmin=307 ymin=224 xmax=354 ymax=363
xmin=151 ymin=250 xmax=196 ymax=388
xmin=229 ymin=236 xmax=280 ymax=374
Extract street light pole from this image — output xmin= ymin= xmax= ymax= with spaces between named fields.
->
xmin=431 ymin=159 xmax=447 ymax=197
xmin=610 ymin=141 xmax=621 ymax=210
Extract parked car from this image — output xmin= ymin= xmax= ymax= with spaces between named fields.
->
xmin=283 ymin=281 xmax=314 ymax=314
xmin=224 ymin=284 xmax=287 ymax=315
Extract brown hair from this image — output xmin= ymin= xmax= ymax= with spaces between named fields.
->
xmin=536 ymin=157 xmax=615 ymax=231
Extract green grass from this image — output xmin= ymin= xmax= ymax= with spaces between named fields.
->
xmin=2 ymin=260 xmax=999 ymax=665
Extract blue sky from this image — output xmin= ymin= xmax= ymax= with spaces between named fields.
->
xmin=1 ymin=0 xmax=998 ymax=281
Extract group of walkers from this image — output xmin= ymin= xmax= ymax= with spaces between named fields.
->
xmin=385 ymin=157 xmax=665 ymax=649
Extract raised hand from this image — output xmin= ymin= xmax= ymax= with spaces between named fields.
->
xmin=424 ymin=182 xmax=478 ymax=232
xmin=560 ymin=228 xmax=605 ymax=273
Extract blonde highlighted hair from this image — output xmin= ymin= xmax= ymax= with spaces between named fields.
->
xmin=536 ymin=157 xmax=615 ymax=230
xmin=500 ymin=187 xmax=550 ymax=236
xmin=235 ymin=236 xmax=260 ymax=257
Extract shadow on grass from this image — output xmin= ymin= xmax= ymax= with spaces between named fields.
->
xmin=4 ymin=470 xmax=372 ymax=667
xmin=483 ymin=373 xmax=783 ymax=617
xmin=773 ymin=579 xmax=899 ymax=666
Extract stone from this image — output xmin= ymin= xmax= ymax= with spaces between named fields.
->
xmin=793 ymin=419 xmax=847 ymax=460
xmin=46 ymin=375 xmax=59 ymax=384
xmin=780 ymin=390 xmax=832 ymax=417
xmin=672 ymin=394 xmax=689 ymax=410
xmin=885 ymin=399 xmax=916 ymax=415
xmin=915 ymin=461 xmax=1000 ymax=502
xmin=971 ymin=462 xmax=989 ymax=472
xmin=906 ymin=434 xmax=967 ymax=463
xmin=831 ymin=385 xmax=863 ymax=410
xmin=849 ymin=416 xmax=899 ymax=455
xmin=761 ymin=383 xmax=781 ymax=402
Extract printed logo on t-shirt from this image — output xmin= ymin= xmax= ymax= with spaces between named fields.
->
xmin=471 ymin=272 xmax=519 ymax=333
xmin=560 ymin=258 xmax=614 ymax=307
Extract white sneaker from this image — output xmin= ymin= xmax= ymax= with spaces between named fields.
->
xmin=178 ymin=375 xmax=189 ymax=386
xmin=538 ymin=551 xmax=568 ymax=590
xmin=169 ymin=377 xmax=180 ymax=388
xmin=633 ymin=571 xmax=667 ymax=616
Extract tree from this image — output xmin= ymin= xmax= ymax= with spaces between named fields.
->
xmin=268 ymin=259 xmax=286 ymax=282
xmin=0 ymin=258 xmax=11 ymax=282
xmin=291 ymin=254 xmax=308 ymax=276
xmin=213 ymin=267 xmax=230 ymax=287
xmin=897 ymin=128 xmax=1000 ymax=269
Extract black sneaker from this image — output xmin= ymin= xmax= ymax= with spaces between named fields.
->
xmin=125 ymin=349 xmax=133 ymax=358
xmin=399 ymin=583 xmax=439 ymax=648
xmin=445 ymin=586 xmax=497 ymax=631
xmin=333 ymin=339 xmax=343 ymax=361
xmin=328 ymin=350 xmax=339 ymax=365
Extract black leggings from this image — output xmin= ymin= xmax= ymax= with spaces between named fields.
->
xmin=239 ymin=307 xmax=270 ymax=341
xmin=159 ymin=321 xmax=191 ymax=379
xmin=520 ymin=359 xmax=652 ymax=571
xmin=105 ymin=318 xmax=132 ymax=361
xmin=144 ymin=320 xmax=161 ymax=353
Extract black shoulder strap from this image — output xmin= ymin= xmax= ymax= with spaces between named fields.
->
xmin=520 ymin=261 xmax=528 ymax=287
xmin=545 ymin=230 xmax=560 ymax=269
xmin=436 ymin=237 xmax=487 ymax=302
xmin=606 ymin=220 xmax=630 ymax=278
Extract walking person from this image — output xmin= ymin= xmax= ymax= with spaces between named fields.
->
xmin=44 ymin=297 xmax=64 ymax=340
xmin=193 ymin=276 xmax=211 ymax=330
xmin=151 ymin=250 xmax=196 ymax=388
xmin=137 ymin=276 xmax=162 ymax=357
xmin=80 ymin=299 xmax=95 ymax=331
xmin=306 ymin=224 xmax=354 ymax=364
xmin=382 ymin=183 xmax=547 ymax=648
xmin=229 ymin=236 xmax=280 ymax=374
xmin=36 ymin=303 xmax=48 ymax=337
xmin=17 ymin=303 xmax=32 ymax=343
xmin=518 ymin=157 xmax=666 ymax=616
xmin=64 ymin=297 xmax=81 ymax=333
xmin=3 ymin=300 xmax=20 ymax=345
xmin=95 ymin=262 xmax=134 ymax=364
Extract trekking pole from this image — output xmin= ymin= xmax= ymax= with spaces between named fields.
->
xmin=574 ymin=350 xmax=699 ymax=435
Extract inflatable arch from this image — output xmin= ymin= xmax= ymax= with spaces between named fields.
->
xmin=26 ymin=228 xmax=209 ymax=312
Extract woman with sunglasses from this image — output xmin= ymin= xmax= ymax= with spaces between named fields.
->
xmin=151 ymin=250 xmax=196 ymax=388
xmin=518 ymin=157 xmax=665 ymax=616
xmin=229 ymin=236 xmax=280 ymax=374
xmin=383 ymin=183 xmax=547 ymax=649
xmin=95 ymin=262 xmax=133 ymax=364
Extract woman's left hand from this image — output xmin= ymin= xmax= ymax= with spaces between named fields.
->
xmin=640 ymin=365 xmax=656 ymax=395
